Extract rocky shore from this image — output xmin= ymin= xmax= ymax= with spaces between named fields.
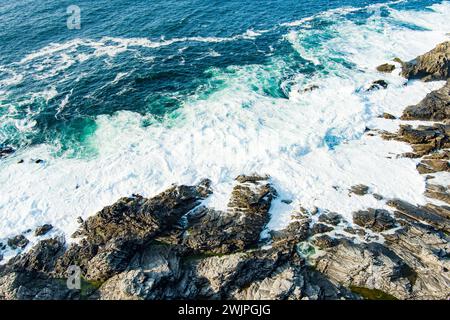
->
xmin=0 ymin=42 xmax=449 ymax=300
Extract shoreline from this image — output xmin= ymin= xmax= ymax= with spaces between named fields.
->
xmin=0 ymin=40 xmax=449 ymax=300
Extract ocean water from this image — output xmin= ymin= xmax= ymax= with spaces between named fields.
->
xmin=0 ymin=0 xmax=449 ymax=257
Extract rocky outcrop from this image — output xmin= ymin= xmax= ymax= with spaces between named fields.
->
xmin=402 ymin=80 xmax=450 ymax=121
xmin=400 ymin=41 xmax=450 ymax=81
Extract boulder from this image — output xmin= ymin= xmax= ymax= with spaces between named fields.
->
xmin=376 ymin=63 xmax=396 ymax=73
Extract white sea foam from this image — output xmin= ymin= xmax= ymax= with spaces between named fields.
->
xmin=1 ymin=1 xmax=450 ymax=260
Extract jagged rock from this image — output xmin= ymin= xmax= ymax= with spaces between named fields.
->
xmin=353 ymin=209 xmax=397 ymax=232
xmin=98 ymin=244 xmax=181 ymax=300
xmin=313 ymin=239 xmax=415 ymax=299
xmin=0 ymin=146 xmax=14 ymax=159
xmin=85 ymin=239 xmax=139 ymax=282
xmin=318 ymin=212 xmax=343 ymax=226
xmin=0 ymin=238 xmax=74 ymax=300
xmin=185 ymin=177 xmax=276 ymax=254
xmin=384 ymin=221 xmax=450 ymax=299
xmin=400 ymin=41 xmax=450 ymax=81
xmin=387 ymin=199 xmax=450 ymax=232
xmin=377 ymin=63 xmax=396 ymax=73
xmin=73 ymin=181 xmax=211 ymax=246
xmin=0 ymin=272 xmax=74 ymax=300
xmin=7 ymin=235 xmax=29 ymax=250
xmin=349 ymin=184 xmax=369 ymax=196
xmin=34 ymin=224 xmax=53 ymax=237
xmin=53 ymin=240 xmax=98 ymax=277
xmin=402 ymin=80 xmax=450 ymax=121
xmin=3 ymin=238 xmax=65 ymax=274
xmin=231 ymin=266 xmax=301 ymax=300
xmin=270 ymin=219 xmax=310 ymax=244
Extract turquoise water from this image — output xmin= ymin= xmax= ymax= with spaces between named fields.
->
xmin=0 ymin=0 xmax=443 ymax=157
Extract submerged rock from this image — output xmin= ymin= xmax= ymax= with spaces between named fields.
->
xmin=0 ymin=146 xmax=14 ymax=159
xmin=367 ymin=80 xmax=388 ymax=91
xmin=7 ymin=235 xmax=29 ymax=250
